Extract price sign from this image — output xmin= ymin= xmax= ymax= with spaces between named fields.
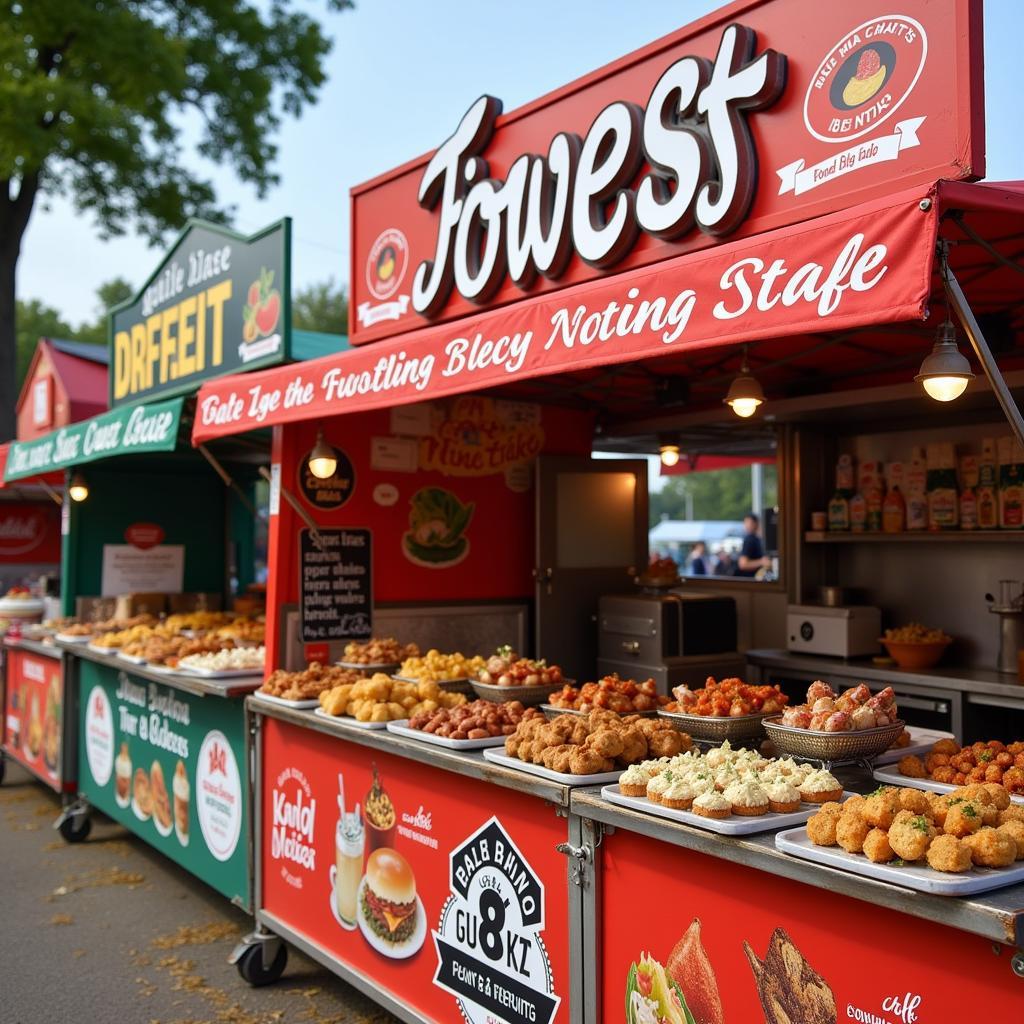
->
xmin=298 ymin=528 xmax=372 ymax=643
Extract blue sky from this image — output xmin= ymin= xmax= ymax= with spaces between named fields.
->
xmin=18 ymin=0 xmax=1022 ymax=326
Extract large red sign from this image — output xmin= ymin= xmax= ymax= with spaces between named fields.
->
xmin=349 ymin=0 xmax=982 ymax=344
xmin=3 ymin=647 xmax=63 ymax=790
xmin=195 ymin=184 xmax=935 ymax=443
xmin=0 ymin=502 xmax=61 ymax=563
xmin=600 ymin=828 xmax=1022 ymax=1022
xmin=260 ymin=717 xmax=569 ymax=1024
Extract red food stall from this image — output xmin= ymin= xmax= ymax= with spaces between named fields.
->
xmin=193 ymin=0 xmax=1024 ymax=1018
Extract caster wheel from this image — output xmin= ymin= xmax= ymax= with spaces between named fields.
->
xmin=59 ymin=813 xmax=92 ymax=843
xmin=236 ymin=942 xmax=287 ymax=987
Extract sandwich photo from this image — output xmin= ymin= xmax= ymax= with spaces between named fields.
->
xmin=360 ymin=847 xmax=418 ymax=946
xmin=626 ymin=953 xmax=695 ymax=1024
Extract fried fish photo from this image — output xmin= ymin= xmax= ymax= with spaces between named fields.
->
xmin=744 ymin=927 xmax=836 ymax=1024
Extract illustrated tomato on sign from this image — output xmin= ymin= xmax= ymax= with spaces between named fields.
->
xmin=242 ymin=266 xmax=281 ymax=342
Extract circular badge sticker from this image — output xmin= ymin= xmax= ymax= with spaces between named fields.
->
xmin=365 ymin=228 xmax=409 ymax=301
xmin=196 ymin=730 xmax=242 ymax=862
xmin=804 ymin=16 xmax=927 ymax=144
xmin=85 ymin=685 xmax=114 ymax=787
xmin=298 ymin=445 xmax=355 ymax=510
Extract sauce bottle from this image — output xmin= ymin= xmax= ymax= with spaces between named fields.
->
xmin=959 ymin=455 xmax=978 ymax=531
xmin=977 ymin=438 xmax=999 ymax=529
xmin=883 ymin=486 xmax=906 ymax=533
xmin=905 ymin=447 xmax=928 ymax=531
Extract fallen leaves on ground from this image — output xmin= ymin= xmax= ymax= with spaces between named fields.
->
xmin=151 ymin=922 xmax=241 ymax=949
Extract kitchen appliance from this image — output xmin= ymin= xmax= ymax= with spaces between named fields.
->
xmin=597 ymin=591 xmax=742 ymax=693
xmin=786 ymin=604 xmax=881 ymax=658
xmin=986 ymin=579 xmax=1024 ymax=675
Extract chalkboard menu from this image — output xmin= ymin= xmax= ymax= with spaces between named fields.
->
xmin=299 ymin=528 xmax=372 ymax=642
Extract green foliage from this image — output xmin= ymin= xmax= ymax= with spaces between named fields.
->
xmin=292 ymin=278 xmax=349 ymax=334
xmin=73 ymin=276 xmax=134 ymax=346
xmin=650 ymin=465 xmax=778 ymax=528
xmin=15 ymin=297 xmax=73 ymax=382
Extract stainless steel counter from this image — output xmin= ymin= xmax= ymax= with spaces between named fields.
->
xmin=746 ymin=648 xmax=1024 ymax=701
xmin=571 ymin=787 xmax=1024 ymax=947
xmin=56 ymin=640 xmax=261 ymax=699
xmin=247 ymin=695 xmax=571 ymax=807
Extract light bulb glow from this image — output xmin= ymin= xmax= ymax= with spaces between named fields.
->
xmin=728 ymin=396 xmax=762 ymax=418
xmin=921 ymin=375 xmax=970 ymax=402
xmin=660 ymin=445 xmax=680 ymax=467
xmin=68 ymin=473 xmax=89 ymax=502
xmin=307 ymin=433 xmax=338 ymax=479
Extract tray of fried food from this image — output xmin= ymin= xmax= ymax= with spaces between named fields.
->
xmin=256 ymin=663 xmax=365 ymax=707
xmin=163 ymin=611 xmax=233 ymax=634
xmin=89 ymin=623 xmax=159 ymax=651
xmin=338 ymin=636 xmax=420 ymax=672
xmin=396 ymin=649 xmax=486 ymax=690
xmin=388 ymin=700 xmax=541 ymax=749
xmin=484 ymin=708 xmax=692 ymax=784
xmin=777 ymin=783 xmax=1024 ymax=894
xmin=214 ymin=617 xmax=265 ymax=645
xmin=890 ymin=737 xmax=1024 ymax=799
xmin=545 ymin=673 xmax=667 ymax=716
xmin=144 ymin=635 xmax=235 ymax=670
xmin=317 ymin=673 xmax=467 ymax=728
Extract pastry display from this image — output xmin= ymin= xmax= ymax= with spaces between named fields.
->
xmin=548 ymin=674 xmax=668 ymax=713
xmin=805 ymin=784 xmax=1024 ymax=873
xmin=398 ymin=649 xmax=486 ymax=683
xmin=666 ymin=677 xmax=788 ymax=717
xmin=179 ymin=645 xmax=265 ymax=672
xmin=342 ymin=637 xmax=419 ymax=666
xmin=261 ymin=663 xmax=365 ymax=701
xmin=503 ymin=710 xmax=691 ymax=776
xmin=778 ymin=680 xmax=898 ymax=731
xmin=407 ymin=699 xmax=539 ymax=739
xmin=319 ymin=673 xmax=467 ymax=722
xmin=897 ymin=738 xmax=1024 ymax=793
xmin=475 ymin=646 xmax=565 ymax=687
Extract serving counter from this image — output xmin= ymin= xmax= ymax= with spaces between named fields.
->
xmin=57 ymin=640 xmax=258 ymax=908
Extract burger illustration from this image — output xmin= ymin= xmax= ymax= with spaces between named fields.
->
xmin=359 ymin=847 xmax=421 ymax=954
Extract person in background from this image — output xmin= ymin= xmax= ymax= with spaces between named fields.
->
xmin=712 ymin=548 xmax=734 ymax=576
xmin=688 ymin=541 xmax=709 ymax=575
xmin=736 ymin=512 xmax=771 ymax=577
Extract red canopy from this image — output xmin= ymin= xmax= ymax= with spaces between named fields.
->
xmin=191 ymin=179 xmax=1024 ymax=444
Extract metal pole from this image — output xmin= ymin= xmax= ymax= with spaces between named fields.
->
xmin=945 ymin=266 xmax=1024 ymax=449
xmin=751 ymin=462 xmax=764 ymax=519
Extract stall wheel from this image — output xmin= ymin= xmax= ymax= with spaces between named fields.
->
xmin=58 ymin=812 xmax=92 ymax=843
xmin=236 ymin=941 xmax=288 ymax=987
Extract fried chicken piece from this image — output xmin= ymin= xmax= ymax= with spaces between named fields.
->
xmin=944 ymin=801 xmax=984 ymax=838
xmin=926 ymin=834 xmax=973 ymax=873
xmin=997 ymin=820 xmax=1024 ymax=860
xmin=962 ymin=827 xmax=1017 ymax=868
xmin=862 ymin=788 xmax=901 ymax=829
xmin=932 ymin=738 xmax=960 ymax=756
xmin=897 ymin=788 xmax=933 ymax=815
xmin=648 ymin=729 xmax=685 ymax=757
xmin=998 ymin=805 xmax=1024 ymax=826
xmin=836 ymin=813 xmax=871 ymax=854
xmin=981 ymin=783 xmax=1011 ymax=811
xmin=806 ymin=810 xmax=840 ymax=847
xmin=888 ymin=810 xmax=936 ymax=862
xmin=569 ymin=747 xmax=609 ymax=775
xmin=863 ymin=827 xmax=895 ymax=864
xmin=587 ymin=728 xmax=625 ymax=759
xmin=898 ymin=755 xmax=927 ymax=779
xmin=616 ymin=727 xmax=647 ymax=766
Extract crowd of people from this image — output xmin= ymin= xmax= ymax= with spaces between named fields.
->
xmin=676 ymin=514 xmax=772 ymax=579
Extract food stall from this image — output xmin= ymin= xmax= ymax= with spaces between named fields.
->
xmin=191 ymin=0 xmax=1024 ymax=1017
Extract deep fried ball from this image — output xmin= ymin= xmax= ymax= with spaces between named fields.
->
xmin=929 ymin=794 xmax=955 ymax=828
xmin=926 ymin=834 xmax=973 ymax=873
xmin=863 ymin=828 xmax=895 ymax=864
xmin=962 ymin=827 xmax=1017 ymax=868
xmin=807 ymin=810 xmax=840 ymax=847
xmin=836 ymin=813 xmax=871 ymax=854
xmin=897 ymin=788 xmax=933 ymax=815
xmin=863 ymin=788 xmax=901 ymax=830
xmin=945 ymin=801 xmax=985 ymax=838
xmin=841 ymin=795 xmax=866 ymax=817
xmin=898 ymin=755 xmax=927 ymax=779
xmin=998 ymin=805 xmax=1024 ymax=826
xmin=817 ymin=801 xmax=845 ymax=819
xmin=981 ymin=783 xmax=1011 ymax=811
xmin=889 ymin=810 xmax=937 ymax=862
xmin=932 ymin=738 xmax=960 ymax=756
xmin=997 ymin=820 xmax=1024 ymax=860
xmin=587 ymin=728 xmax=625 ymax=759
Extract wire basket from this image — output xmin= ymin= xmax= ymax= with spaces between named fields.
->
xmin=657 ymin=710 xmax=770 ymax=742
xmin=470 ymin=679 xmax=570 ymax=705
xmin=762 ymin=717 xmax=906 ymax=761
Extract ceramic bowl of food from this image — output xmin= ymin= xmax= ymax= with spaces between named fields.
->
xmin=879 ymin=639 xmax=950 ymax=671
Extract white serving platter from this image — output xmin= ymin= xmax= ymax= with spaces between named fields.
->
xmin=872 ymin=765 xmax=1024 ymax=805
xmin=601 ymin=785 xmax=853 ymax=836
xmin=55 ymin=633 xmax=93 ymax=644
xmin=775 ymin=825 xmax=1024 ymax=895
xmin=481 ymin=747 xmax=621 ymax=786
xmin=251 ymin=691 xmax=321 ymax=710
xmin=391 ymin=674 xmax=473 ymax=691
xmin=86 ymin=643 xmax=118 ymax=655
xmin=385 ymin=720 xmax=507 ymax=750
xmin=313 ymin=707 xmax=390 ymax=730
xmin=116 ymin=651 xmax=149 ymax=666
xmin=872 ymin=726 xmax=957 ymax=766
xmin=177 ymin=663 xmax=264 ymax=678
xmin=336 ymin=661 xmax=399 ymax=674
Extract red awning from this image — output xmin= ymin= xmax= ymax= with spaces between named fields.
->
xmin=191 ymin=179 xmax=1024 ymax=444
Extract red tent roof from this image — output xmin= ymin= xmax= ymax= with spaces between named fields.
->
xmin=42 ymin=340 xmax=108 ymax=422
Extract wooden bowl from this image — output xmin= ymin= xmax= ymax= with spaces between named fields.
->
xmin=879 ymin=639 xmax=950 ymax=670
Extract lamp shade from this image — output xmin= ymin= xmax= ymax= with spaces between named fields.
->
xmin=915 ymin=321 xmax=974 ymax=402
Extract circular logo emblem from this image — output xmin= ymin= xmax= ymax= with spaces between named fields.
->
xmin=196 ymin=730 xmax=242 ymax=862
xmin=804 ymin=16 xmax=927 ymax=144
xmin=298 ymin=444 xmax=355 ymax=511
xmin=365 ymin=228 xmax=409 ymax=301
xmin=85 ymin=685 xmax=114 ymax=787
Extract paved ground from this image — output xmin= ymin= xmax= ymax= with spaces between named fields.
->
xmin=0 ymin=760 xmax=397 ymax=1024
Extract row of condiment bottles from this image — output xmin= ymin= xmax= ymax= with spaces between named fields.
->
xmin=828 ymin=438 xmax=1024 ymax=532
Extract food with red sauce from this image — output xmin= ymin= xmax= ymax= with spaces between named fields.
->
xmin=666 ymin=677 xmax=789 ymax=718
xmin=548 ymin=674 xmax=669 ymax=714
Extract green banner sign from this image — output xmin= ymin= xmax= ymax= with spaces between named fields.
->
xmin=77 ymin=658 xmax=249 ymax=908
xmin=3 ymin=396 xmax=184 ymax=482
xmin=110 ymin=218 xmax=291 ymax=407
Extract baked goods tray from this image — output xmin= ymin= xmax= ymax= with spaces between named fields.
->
xmin=871 ymin=727 xmax=956 ymax=767
xmin=391 ymin=674 xmax=473 ymax=692
xmin=482 ymin=747 xmax=621 ymax=786
xmin=602 ymin=785 xmax=854 ymax=836
xmin=775 ymin=826 xmax=1024 ymax=895
xmin=313 ymin=707 xmax=390 ymax=730
xmin=251 ymin=692 xmax=321 ymax=710
xmin=336 ymin=660 xmax=399 ymax=673
xmin=872 ymin=766 xmax=1024 ymax=805
xmin=385 ymin=721 xmax=507 ymax=750
xmin=539 ymin=704 xmax=659 ymax=719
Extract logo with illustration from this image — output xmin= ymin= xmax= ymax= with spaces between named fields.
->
xmin=239 ymin=266 xmax=283 ymax=363
xmin=328 ymin=765 xmax=426 ymax=959
xmin=778 ymin=16 xmax=927 ymax=196
xmin=358 ymin=228 xmax=411 ymax=327
xmin=626 ymin=922 xmax=835 ymax=1024
xmin=433 ymin=817 xmax=559 ymax=1024
xmin=402 ymin=486 xmax=475 ymax=569
xmin=115 ymin=741 xmax=191 ymax=848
